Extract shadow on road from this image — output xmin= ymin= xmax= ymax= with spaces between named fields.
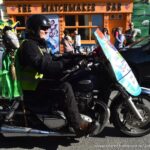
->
xmin=0 ymin=126 xmax=128 ymax=149
xmin=95 ymin=126 xmax=128 ymax=138
xmin=0 ymin=136 xmax=79 ymax=150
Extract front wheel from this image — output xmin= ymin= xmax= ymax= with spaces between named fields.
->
xmin=111 ymin=94 xmax=150 ymax=137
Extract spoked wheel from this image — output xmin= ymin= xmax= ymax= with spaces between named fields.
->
xmin=112 ymin=94 xmax=150 ymax=137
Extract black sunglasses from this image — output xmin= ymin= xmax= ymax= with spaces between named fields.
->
xmin=40 ymin=26 xmax=50 ymax=31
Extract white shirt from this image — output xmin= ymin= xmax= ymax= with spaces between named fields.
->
xmin=74 ymin=34 xmax=81 ymax=47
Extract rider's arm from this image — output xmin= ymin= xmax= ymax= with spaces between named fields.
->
xmin=18 ymin=40 xmax=64 ymax=78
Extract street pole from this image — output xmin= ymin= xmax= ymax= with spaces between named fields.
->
xmin=0 ymin=0 xmax=3 ymax=20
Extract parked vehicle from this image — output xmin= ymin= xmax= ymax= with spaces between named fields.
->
xmin=0 ymin=27 xmax=150 ymax=138
xmin=120 ymin=36 xmax=150 ymax=87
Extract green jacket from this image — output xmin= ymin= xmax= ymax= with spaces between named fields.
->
xmin=0 ymin=50 xmax=23 ymax=100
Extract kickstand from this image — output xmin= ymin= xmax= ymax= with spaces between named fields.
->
xmin=5 ymin=100 xmax=20 ymax=121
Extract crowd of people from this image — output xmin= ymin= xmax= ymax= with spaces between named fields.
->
xmin=113 ymin=22 xmax=140 ymax=50
xmin=102 ymin=22 xmax=141 ymax=51
xmin=61 ymin=29 xmax=82 ymax=54
xmin=61 ymin=22 xmax=140 ymax=54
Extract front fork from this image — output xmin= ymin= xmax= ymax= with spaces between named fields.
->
xmin=116 ymin=84 xmax=144 ymax=122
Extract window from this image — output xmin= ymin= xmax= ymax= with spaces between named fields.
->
xmin=131 ymin=37 xmax=150 ymax=49
xmin=64 ymin=14 xmax=103 ymax=42
xmin=16 ymin=16 xmax=25 ymax=27
xmin=92 ymin=15 xmax=103 ymax=26
xmin=65 ymin=15 xmax=75 ymax=26
xmin=110 ymin=14 xmax=123 ymax=20
xmin=118 ymin=14 xmax=123 ymax=19
xmin=78 ymin=28 xmax=89 ymax=40
xmin=78 ymin=15 xmax=89 ymax=26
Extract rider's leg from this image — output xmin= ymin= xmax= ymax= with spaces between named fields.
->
xmin=59 ymin=82 xmax=82 ymax=129
xmin=59 ymin=82 xmax=99 ymax=136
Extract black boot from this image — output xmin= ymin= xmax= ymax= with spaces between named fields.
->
xmin=75 ymin=120 xmax=100 ymax=137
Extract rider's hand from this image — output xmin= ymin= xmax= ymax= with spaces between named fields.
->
xmin=78 ymin=59 xmax=88 ymax=68
xmin=52 ymin=53 xmax=63 ymax=60
xmin=62 ymin=58 xmax=75 ymax=70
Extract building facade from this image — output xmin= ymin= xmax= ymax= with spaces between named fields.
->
xmin=4 ymin=0 xmax=133 ymax=53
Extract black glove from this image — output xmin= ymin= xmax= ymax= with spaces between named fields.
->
xmin=62 ymin=58 xmax=75 ymax=70
xmin=78 ymin=59 xmax=88 ymax=69
xmin=52 ymin=53 xmax=63 ymax=61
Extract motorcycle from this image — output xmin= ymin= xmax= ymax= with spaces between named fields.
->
xmin=0 ymin=27 xmax=150 ymax=138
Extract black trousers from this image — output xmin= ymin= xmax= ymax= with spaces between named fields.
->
xmin=59 ymin=82 xmax=82 ymax=128
xmin=37 ymin=81 xmax=82 ymax=129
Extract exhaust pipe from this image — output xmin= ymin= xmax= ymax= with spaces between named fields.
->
xmin=0 ymin=125 xmax=75 ymax=137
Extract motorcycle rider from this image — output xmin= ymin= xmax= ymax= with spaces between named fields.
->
xmin=17 ymin=14 xmax=98 ymax=136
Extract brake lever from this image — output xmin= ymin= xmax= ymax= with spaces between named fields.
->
xmin=85 ymin=62 xmax=93 ymax=71
xmin=87 ymin=62 xmax=93 ymax=68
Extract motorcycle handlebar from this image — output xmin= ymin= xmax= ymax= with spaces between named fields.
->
xmin=63 ymin=65 xmax=80 ymax=74
xmin=55 ymin=51 xmax=101 ymax=75
xmin=63 ymin=60 xmax=94 ymax=75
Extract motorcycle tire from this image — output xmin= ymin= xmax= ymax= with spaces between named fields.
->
xmin=111 ymin=94 xmax=150 ymax=137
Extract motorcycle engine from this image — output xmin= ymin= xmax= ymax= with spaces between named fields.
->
xmin=75 ymin=80 xmax=96 ymax=113
xmin=37 ymin=111 xmax=67 ymax=130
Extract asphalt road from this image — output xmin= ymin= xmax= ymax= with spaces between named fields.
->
xmin=0 ymin=123 xmax=149 ymax=150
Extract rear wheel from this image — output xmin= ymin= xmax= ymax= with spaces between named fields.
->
xmin=111 ymin=94 xmax=150 ymax=137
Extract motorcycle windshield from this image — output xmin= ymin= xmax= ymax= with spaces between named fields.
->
xmin=94 ymin=29 xmax=141 ymax=96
